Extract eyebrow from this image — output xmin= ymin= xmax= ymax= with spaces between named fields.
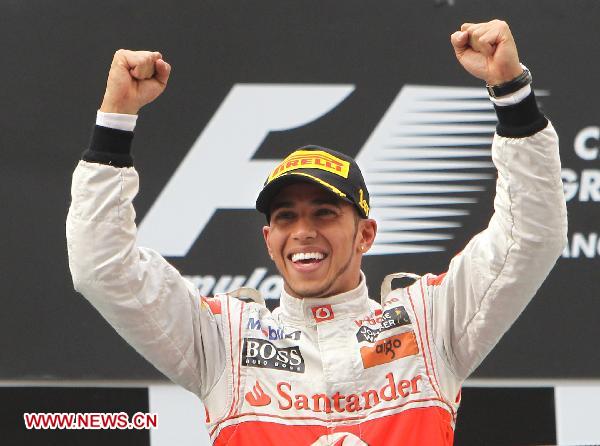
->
xmin=270 ymin=201 xmax=294 ymax=213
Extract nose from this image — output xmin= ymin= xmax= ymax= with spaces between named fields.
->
xmin=291 ymin=216 xmax=317 ymax=241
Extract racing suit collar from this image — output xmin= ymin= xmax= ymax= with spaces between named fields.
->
xmin=279 ymin=271 xmax=372 ymax=324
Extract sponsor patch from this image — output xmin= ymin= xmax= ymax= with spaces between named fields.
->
xmin=312 ymin=305 xmax=334 ymax=323
xmin=356 ymin=325 xmax=381 ymax=344
xmin=383 ymin=306 xmax=411 ymax=328
xmin=246 ymin=318 xmax=301 ymax=341
xmin=245 ymin=380 xmax=271 ymax=407
xmin=277 ymin=373 xmax=422 ymax=414
xmin=360 ymin=331 xmax=419 ymax=369
xmin=358 ymin=188 xmax=369 ymax=216
xmin=355 ymin=306 xmax=411 ymax=337
xmin=267 ymin=150 xmax=350 ymax=183
xmin=242 ymin=338 xmax=305 ymax=373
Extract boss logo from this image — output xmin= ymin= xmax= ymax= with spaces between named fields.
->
xmin=242 ymin=338 xmax=305 ymax=373
xmin=312 ymin=305 xmax=334 ymax=323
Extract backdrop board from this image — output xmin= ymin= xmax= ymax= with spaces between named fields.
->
xmin=1 ymin=0 xmax=598 ymax=382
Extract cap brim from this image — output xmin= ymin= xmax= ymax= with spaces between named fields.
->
xmin=255 ymin=171 xmax=352 ymax=216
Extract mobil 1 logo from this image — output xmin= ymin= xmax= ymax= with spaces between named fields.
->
xmin=242 ymin=338 xmax=305 ymax=373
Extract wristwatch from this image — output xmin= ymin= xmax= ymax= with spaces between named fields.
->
xmin=486 ymin=64 xmax=532 ymax=98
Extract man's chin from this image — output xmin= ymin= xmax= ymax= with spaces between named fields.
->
xmin=285 ymin=281 xmax=333 ymax=299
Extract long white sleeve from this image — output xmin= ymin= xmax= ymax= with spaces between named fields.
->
xmin=67 ymin=161 xmax=227 ymax=398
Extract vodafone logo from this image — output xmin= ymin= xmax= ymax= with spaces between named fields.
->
xmin=312 ymin=305 xmax=334 ymax=322
xmin=311 ymin=433 xmax=368 ymax=445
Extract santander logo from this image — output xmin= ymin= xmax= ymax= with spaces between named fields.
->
xmin=243 ymin=373 xmax=422 ymax=413
xmin=244 ymin=381 xmax=271 ymax=407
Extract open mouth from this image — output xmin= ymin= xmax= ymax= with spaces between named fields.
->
xmin=289 ymin=252 xmax=327 ymax=265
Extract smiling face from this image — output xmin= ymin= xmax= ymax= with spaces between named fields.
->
xmin=262 ymin=182 xmax=377 ymax=299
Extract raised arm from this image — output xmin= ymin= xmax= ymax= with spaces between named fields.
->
xmin=66 ymin=50 xmax=226 ymax=398
xmin=432 ymin=21 xmax=568 ymax=380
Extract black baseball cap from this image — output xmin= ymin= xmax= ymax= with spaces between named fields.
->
xmin=255 ymin=145 xmax=370 ymax=220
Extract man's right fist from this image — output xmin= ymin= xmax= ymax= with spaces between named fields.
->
xmin=99 ymin=50 xmax=171 ymax=115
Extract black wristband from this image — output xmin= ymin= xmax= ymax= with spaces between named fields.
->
xmin=494 ymin=91 xmax=548 ymax=138
xmin=486 ymin=67 xmax=532 ymax=99
xmin=82 ymin=125 xmax=134 ymax=167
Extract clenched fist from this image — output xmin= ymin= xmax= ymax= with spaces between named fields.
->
xmin=451 ymin=20 xmax=523 ymax=86
xmin=100 ymin=50 xmax=171 ymax=115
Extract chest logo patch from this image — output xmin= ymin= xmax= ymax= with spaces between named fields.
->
xmin=242 ymin=338 xmax=305 ymax=373
xmin=245 ymin=380 xmax=271 ymax=407
xmin=354 ymin=306 xmax=411 ymax=329
xmin=312 ymin=305 xmax=334 ymax=323
xmin=360 ymin=331 xmax=419 ymax=369
xmin=355 ymin=306 xmax=412 ymax=343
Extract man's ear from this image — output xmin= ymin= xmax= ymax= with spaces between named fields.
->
xmin=357 ymin=219 xmax=377 ymax=253
xmin=262 ymin=226 xmax=274 ymax=260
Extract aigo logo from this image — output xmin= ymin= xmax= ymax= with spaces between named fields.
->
xmin=360 ymin=331 xmax=419 ymax=369
xmin=138 ymin=84 xmax=497 ymax=258
xmin=312 ymin=305 xmax=334 ymax=323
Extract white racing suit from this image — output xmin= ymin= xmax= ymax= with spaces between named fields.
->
xmin=67 ymin=95 xmax=567 ymax=445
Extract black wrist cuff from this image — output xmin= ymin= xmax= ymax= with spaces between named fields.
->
xmin=494 ymin=91 xmax=548 ymax=138
xmin=82 ymin=125 xmax=134 ymax=167
xmin=486 ymin=67 xmax=532 ymax=98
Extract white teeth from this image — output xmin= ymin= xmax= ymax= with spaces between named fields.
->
xmin=291 ymin=252 xmax=325 ymax=262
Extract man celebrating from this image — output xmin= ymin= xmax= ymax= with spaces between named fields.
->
xmin=67 ymin=20 xmax=567 ymax=445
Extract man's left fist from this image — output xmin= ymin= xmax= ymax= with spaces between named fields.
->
xmin=450 ymin=19 xmax=523 ymax=86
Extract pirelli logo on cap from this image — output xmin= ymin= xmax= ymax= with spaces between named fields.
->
xmin=267 ymin=150 xmax=350 ymax=183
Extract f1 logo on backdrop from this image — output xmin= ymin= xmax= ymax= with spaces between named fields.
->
xmin=138 ymin=84 xmax=498 ymax=257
